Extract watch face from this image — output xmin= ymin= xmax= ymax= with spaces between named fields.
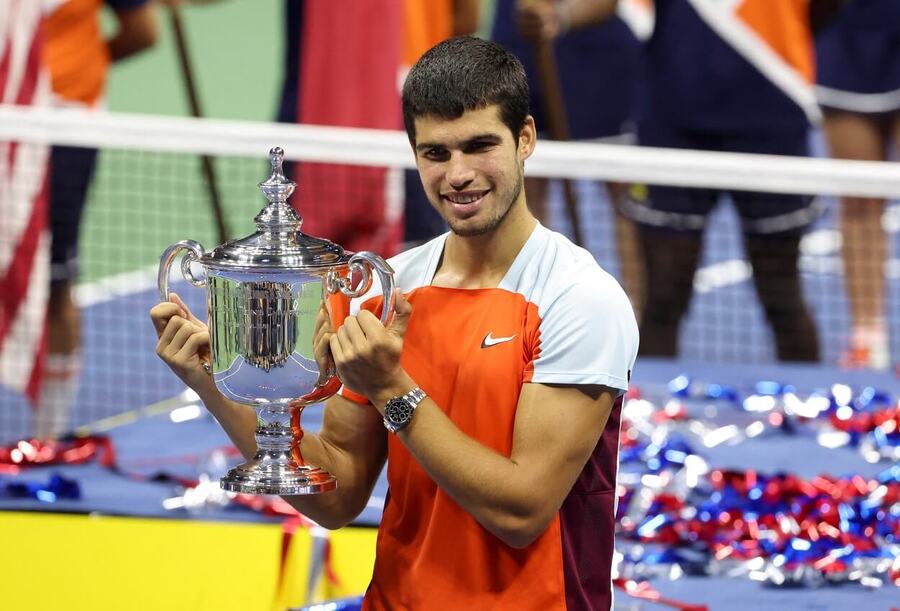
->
xmin=386 ymin=397 xmax=413 ymax=425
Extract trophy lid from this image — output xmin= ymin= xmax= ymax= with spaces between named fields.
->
xmin=199 ymin=147 xmax=352 ymax=270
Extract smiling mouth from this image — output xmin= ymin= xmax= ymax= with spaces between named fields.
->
xmin=442 ymin=190 xmax=489 ymax=210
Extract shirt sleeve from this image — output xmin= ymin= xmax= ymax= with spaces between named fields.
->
xmin=529 ymin=276 xmax=638 ymax=393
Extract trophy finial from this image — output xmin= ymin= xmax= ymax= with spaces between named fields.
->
xmin=270 ymin=146 xmax=285 ymax=173
xmin=258 ymin=146 xmax=296 ymax=204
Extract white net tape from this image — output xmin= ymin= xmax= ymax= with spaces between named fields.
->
xmin=2 ymin=104 xmax=898 ymax=199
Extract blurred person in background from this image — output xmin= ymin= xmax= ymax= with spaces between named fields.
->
xmin=401 ymin=0 xmax=481 ymax=249
xmin=815 ymin=0 xmax=900 ymax=370
xmin=521 ymin=0 xmax=846 ymax=362
xmin=35 ymin=0 xmax=158 ymax=438
xmin=276 ymin=0 xmax=404 ymax=257
xmin=278 ymin=0 xmax=481 ymax=253
xmin=0 ymin=1 xmax=52 ymax=420
xmin=494 ymin=0 xmax=646 ymax=314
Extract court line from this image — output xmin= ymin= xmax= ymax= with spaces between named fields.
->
xmin=72 ymin=389 xmax=200 ymax=436
xmin=74 ymin=264 xmax=162 ymax=308
xmin=73 ymin=249 xmax=898 ymax=309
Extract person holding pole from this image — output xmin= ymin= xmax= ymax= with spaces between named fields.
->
xmin=520 ymin=0 xmax=845 ymax=362
xmin=493 ymin=0 xmax=646 ymax=313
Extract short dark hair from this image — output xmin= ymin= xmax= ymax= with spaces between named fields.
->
xmin=402 ymin=36 xmax=530 ymax=142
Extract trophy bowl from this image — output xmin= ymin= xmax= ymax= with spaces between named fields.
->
xmin=158 ymin=147 xmax=394 ymax=495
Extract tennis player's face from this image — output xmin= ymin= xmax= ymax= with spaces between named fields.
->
xmin=413 ymin=105 xmax=535 ymax=237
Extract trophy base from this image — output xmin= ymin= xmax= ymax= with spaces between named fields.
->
xmin=220 ymin=456 xmax=336 ymax=496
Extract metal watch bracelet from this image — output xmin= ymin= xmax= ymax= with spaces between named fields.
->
xmin=383 ymin=387 xmax=427 ymax=433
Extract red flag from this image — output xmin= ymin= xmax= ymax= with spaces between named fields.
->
xmin=293 ymin=0 xmax=405 ymax=257
xmin=0 ymin=1 xmax=51 ymax=404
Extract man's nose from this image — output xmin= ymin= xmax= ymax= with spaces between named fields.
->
xmin=446 ymin=152 xmax=475 ymax=188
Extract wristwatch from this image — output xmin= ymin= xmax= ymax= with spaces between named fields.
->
xmin=383 ymin=387 xmax=427 ymax=433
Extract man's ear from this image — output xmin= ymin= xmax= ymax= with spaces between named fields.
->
xmin=518 ymin=115 xmax=537 ymax=162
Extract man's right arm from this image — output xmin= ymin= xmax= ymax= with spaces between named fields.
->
xmin=150 ymin=297 xmax=387 ymax=529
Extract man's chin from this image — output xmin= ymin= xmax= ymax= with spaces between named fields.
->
xmin=448 ymin=218 xmax=494 ymax=238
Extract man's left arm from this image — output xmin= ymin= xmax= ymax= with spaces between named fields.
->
xmin=372 ymin=379 xmax=618 ymax=549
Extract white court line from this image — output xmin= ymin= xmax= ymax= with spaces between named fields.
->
xmin=693 ymin=260 xmax=752 ymax=294
xmin=70 ymin=224 xmax=897 ymax=307
xmin=72 ymin=255 xmax=900 ymax=308
xmin=74 ymin=264 xmax=162 ymax=308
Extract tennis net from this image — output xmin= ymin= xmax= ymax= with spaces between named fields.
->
xmin=1 ymin=104 xmax=899 ymax=442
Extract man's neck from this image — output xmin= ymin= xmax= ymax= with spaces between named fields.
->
xmin=433 ymin=202 xmax=537 ymax=290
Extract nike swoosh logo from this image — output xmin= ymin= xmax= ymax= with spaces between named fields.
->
xmin=481 ymin=332 xmax=517 ymax=348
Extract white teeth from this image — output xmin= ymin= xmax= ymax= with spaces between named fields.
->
xmin=446 ymin=192 xmax=484 ymax=204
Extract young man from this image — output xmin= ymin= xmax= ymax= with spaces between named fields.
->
xmin=152 ymin=36 xmax=638 ymax=610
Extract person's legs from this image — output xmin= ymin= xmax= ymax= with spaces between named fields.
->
xmin=744 ymin=231 xmax=820 ymax=362
xmin=35 ymin=146 xmax=97 ymax=439
xmin=607 ymin=181 xmax=645 ymax=321
xmin=637 ymin=227 xmax=703 ymax=356
xmin=823 ymin=110 xmax=890 ymax=367
xmin=725 ymin=125 xmax=822 ymax=363
xmin=628 ymin=123 xmax=717 ymax=356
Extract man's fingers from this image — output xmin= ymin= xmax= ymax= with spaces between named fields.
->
xmin=167 ymin=319 xmax=200 ymax=354
xmin=150 ymin=303 xmax=183 ymax=338
xmin=315 ymin=306 xmax=333 ymax=336
xmin=315 ymin=331 xmax=333 ymax=357
xmin=356 ymin=309 xmax=384 ymax=337
xmin=329 ymin=333 xmax=345 ymax=364
xmin=175 ymin=330 xmax=210 ymax=362
xmin=169 ymin=292 xmax=200 ymax=324
xmin=157 ymin=315 xmax=186 ymax=351
xmin=388 ymin=290 xmax=413 ymax=338
xmin=339 ymin=316 xmax=367 ymax=351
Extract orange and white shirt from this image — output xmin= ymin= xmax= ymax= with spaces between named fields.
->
xmin=344 ymin=223 xmax=639 ymax=610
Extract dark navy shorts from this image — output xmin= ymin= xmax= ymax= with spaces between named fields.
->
xmin=49 ymin=145 xmax=99 ymax=282
xmin=816 ymin=28 xmax=900 ymax=114
xmin=816 ymin=4 xmax=900 ymax=114
xmin=623 ymin=121 xmax=821 ymax=235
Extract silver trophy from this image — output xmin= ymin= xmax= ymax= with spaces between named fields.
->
xmin=158 ymin=147 xmax=395 ymax=495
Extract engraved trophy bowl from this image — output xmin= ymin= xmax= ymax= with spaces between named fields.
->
xmin=158 ymin=147 xmax=395 ymax=495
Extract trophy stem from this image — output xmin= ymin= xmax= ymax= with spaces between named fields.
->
xmin=219 ymin=403 xmax=336 ymax=495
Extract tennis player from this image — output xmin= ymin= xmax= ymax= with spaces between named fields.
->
xmin=152 ymin=36 xmax=638 ymax=610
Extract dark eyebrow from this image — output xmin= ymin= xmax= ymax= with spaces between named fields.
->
xmin=415 ymin=142 xmax=443 ymax=153
xmin=465 ymin=133 xmax=503 ymax=146
xmin=415 ymin=133 xmax=503 ymax=153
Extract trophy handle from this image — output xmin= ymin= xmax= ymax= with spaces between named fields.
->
xmin=295 ymin=252 xmax=396 ymax=406
xmin=343 ymin=251 xmax=396 ymax=326
xmin=158 ymin=239 xmax=207 ymax=302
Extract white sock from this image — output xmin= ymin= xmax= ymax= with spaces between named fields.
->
xmin=851 ymin=321 xmax=890 ymax=370
xmin=33 ymin=352 xmax=81 ymax=440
